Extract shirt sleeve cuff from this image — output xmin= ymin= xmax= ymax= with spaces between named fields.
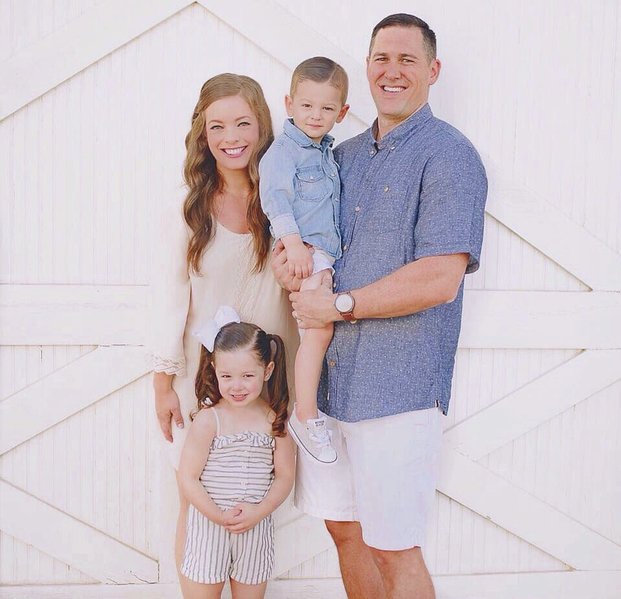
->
xmin=271 ymin=214 xmax=300 ymax=239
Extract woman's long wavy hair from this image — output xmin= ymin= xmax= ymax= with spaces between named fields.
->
xmin=195 ymin=323 xmax=289 ymax=437
xmin=183 ymin=74 xmax=274 ymax=274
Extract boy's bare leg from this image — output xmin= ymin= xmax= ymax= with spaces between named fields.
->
xmin=295 ymin=270 xmax=333 ymax=422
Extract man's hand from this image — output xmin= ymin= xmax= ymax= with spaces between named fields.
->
xmin=290 ymin=273 xmax=339 ymax=329
xmin=154 ymin=387 xmax=184 ymax=442
xmin=271 ymin=240 xmax=302 ymax=291
xmin=223 ymin=503 xmax=264 ymax=534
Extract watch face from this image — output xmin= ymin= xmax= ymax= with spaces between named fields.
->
xmin=336 ymin=293 xmax=354 ymax=313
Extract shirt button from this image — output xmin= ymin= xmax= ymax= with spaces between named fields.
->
xmin=369 ymin=149 xmax=376 ymax=156
xmin=333 ymin=281 xmax=337 ymax=289
xmin=342 ymin=244 xmax=348 ymax=251
xmin=354 ymin=206 xmax=361 ymax=212
xmin=390 ymin=146 xmax=396 ymax=150
xmin=310 ymin=175 xmax=314 ymax=180
xmin=328 ymin=360 xmax=337 ymax=367
xmin=384 ymin=185 xmax=390 ymax=192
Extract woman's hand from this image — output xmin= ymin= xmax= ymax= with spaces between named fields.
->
xmin=153 ymin=376 xmax=184 ymax=442
xmin=223 ymin=503 xmax=264 ymax=534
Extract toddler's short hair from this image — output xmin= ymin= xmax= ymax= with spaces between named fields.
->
xmin=290 ymin=57 xmax=349 ymax=105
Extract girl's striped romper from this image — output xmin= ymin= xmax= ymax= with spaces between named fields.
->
xmin=181 ymin=408 xmax=275 ymax=584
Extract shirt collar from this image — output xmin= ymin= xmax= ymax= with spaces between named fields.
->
xmin=283 ymin=118 xmax=334 ymax=149
xmin=366 ymin=103 xmax=433 ymax=150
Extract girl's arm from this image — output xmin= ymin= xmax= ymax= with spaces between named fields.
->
xmin=225 ymin=432 xmax=296 ymax=534
xmin=178 ymin=409 xmax=230 ymax=526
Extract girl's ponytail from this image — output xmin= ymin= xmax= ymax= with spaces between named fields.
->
xmin=194 ymin=346 xmax=220 ymax=415
xmin=266 ymin=333 xmax=289 ymax=437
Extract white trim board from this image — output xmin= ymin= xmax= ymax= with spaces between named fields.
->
xmin=0 ymin=346 xmax=151 ymax=454
xmin=3 ymin=285 xmax=619 ymax=349
xmin=0 ymin=0 xmax=192 ymax=120
xmin=0 ymin=480 xmax=158 ymax=584
xmin=443 ymin=349 xmax=621 ymax=459
xmin=1 ymin=571 xmax=621 ymax=598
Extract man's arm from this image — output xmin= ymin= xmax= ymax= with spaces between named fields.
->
xmin=290 ymin=253 xmax=468 ymax=328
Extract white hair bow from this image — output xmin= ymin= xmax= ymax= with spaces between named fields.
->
xmin=193 ymin=305 xmax=241 ymax=352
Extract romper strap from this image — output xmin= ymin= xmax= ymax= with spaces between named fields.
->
xmin=212 ymin=407 xmax=221 ymax=436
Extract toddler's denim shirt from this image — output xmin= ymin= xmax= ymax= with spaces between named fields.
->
xmin=259 ymin=119 xmax=342 ymax=259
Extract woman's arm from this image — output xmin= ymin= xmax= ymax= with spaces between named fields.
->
xmin=224 ymin=433 xmax=296 ymax=534
xmin=177 ymin=409 xmax=229 ymax=526
xmin=151 ymin=200 xmax=192 ymax=439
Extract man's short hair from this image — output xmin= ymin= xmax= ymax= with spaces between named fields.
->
xmin=290 ymin=57 xmax=349 ymax=105
xmin=369 ymin=13 xmax=437 ymax=61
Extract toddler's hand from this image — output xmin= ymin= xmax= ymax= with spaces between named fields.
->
xmin=287 ymin=243 xmax=314 ymax=279
xmin=223 ymin=503 xmax=263 ymax=534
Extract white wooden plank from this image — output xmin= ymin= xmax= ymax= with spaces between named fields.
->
xmin=3 ymin=286 xmax=619 ymax=348
xmin=444 ymin=350 xmax=621 ymax=460
xmin=0 ymin=0 xmax=191 ymax=120
xmin=487 ymin=185 xmax=621 ymax=291
xmin=439 ymin=448 xmax=621 ymax=570
xmin=196 ymin=0 xmax=376 ymax=124
xmin=0 ymin=481 xmax=158 ymax=584
xmin=274 ymin=514 xmax=334 ymax=577
xmin=0 ymin=285 xmax=147 ymax=345
xmin=1 ymin=571 xmax=620 ymax=599
xmin=460 ymin=290 xmax=621 ymax=349
xmin=0 ymin=346 xmax=151 ymax=454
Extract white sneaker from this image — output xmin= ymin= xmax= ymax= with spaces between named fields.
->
xmin=288 ymin=407 xmax=337 ymax=464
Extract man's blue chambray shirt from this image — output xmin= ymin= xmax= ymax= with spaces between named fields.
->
xmin=318 ymin=104 xmax=487 ymax=422
xmin=259 ymin=119 xmax=342 ymax=259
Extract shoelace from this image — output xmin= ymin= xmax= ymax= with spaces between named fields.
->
xmin=308 ymin=428 xmax=332 ymax=448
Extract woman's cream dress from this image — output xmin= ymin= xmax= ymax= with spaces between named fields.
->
xmin=151 ymin=201 xmax=297 ymax=468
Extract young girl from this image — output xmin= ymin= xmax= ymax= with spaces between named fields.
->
xmin=178 ymin=306 xmax=295 ymax=599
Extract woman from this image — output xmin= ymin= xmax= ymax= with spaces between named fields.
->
xmin=151 ymin=73 xmax=297 ymax=595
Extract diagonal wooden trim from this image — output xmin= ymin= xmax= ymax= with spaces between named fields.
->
xmin=444 ymin=349 xmax=621 ymax=460
xmin=2 ymin=285 xmax=620 ymax=348
xmin=0 ymin=0 xmax=191 ymax=120
xmin=2 ymin=572 xmax=621 ymax=598
xmin=274 ymin=513 xmax=334 ymax=577
xmin=439 ymin=448 xmax=621 ymax=570
xmin=195 ymin=0 xmax=376 ymax=124
xmin=0 ymin=480 xmax=158 ymax=583
xmin=0 ymin=346 xmax=151 ymax=454
xmin=486 ymin=186 xmax=621 ymax=291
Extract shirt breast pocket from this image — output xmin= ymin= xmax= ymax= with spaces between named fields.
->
xmin=294 ymin=165 xmax=329 ymax=202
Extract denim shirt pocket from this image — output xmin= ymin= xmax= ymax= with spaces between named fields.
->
xmin=294 ymin=165 xmax=329 ymax=202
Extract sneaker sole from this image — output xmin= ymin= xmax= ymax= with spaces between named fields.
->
xmin=287 ymin=420 xmax=338 ymax=465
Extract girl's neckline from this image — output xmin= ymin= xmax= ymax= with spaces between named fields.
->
xmin=215 ymin=220 xmax=251 ymax=237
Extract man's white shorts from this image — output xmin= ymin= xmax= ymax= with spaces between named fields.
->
xmin=294 ymin=407 xmax=442 ymax=551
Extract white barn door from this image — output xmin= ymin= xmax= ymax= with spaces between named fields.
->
xmin=1 ymin=1 xmax=620 ymax=597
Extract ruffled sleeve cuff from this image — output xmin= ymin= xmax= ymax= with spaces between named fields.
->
xmin=152 ymin=354 xmax=186 ymax=377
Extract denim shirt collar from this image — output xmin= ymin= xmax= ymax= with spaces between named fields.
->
xmin=367 ymin=103 xmax=433 ymax=150
xmin=283 ymin=118 xmax=334 ymax=150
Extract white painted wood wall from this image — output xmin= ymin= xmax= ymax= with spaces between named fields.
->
xmin=1 ymin=1 xmax=620 ymax=597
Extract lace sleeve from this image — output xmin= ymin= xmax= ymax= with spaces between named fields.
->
xmin=152 ymin=355 xmax=186 ymax=377
xmin=149 ymin=198 xmax=191 ymax=374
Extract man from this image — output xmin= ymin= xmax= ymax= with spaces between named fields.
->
xmin=274 ymin=13 xmax=487 ymax=599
